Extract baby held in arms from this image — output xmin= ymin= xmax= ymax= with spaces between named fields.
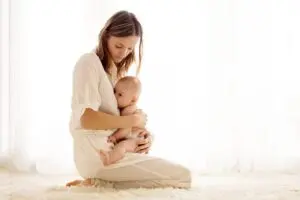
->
xmin=99 ymin=76 xmax=145 ymax=165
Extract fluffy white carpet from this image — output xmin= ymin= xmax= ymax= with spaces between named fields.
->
xmin=1 ymin=168 xmax=300 ymax=200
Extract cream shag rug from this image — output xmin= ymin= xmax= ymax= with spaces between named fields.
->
xmin=1 ymin=169 xmax=300 ymax=200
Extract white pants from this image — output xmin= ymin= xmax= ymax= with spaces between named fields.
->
xmin=91 ymin=157 xmax=192 ymax=189
xmin=73 ymin=130 xmax=191 ymax=189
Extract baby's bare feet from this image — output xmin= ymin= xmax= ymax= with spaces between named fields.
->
xmin=99 ymin=150 xmax=110 ymax=166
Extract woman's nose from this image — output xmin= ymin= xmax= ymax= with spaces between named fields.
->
xmin=119 ymin=49 xmax=128 ymax=58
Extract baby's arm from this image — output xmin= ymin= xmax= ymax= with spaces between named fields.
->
xmin=109 ymin=104 xmax=138 ymax=143
xmin=121 ymin=104 xmax=137 ymax=116
xmin=100 ymin=138 xmax=139 ymax=165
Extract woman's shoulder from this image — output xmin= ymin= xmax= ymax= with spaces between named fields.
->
xmin=76 ymin=52 xmax=101 ymax=65
xmin=74 ymin=52 xmax=105 ymax=72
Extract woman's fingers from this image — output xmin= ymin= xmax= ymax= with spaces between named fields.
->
xmin=137 ymin=147 xmax=150 ymax=154
xmin=133 ymin=127 xmax=153 ymax=154
xmin=135 ymin=142 xmax=150 ymax=153
xmin=137 ymin=137 xmax=149 ymax=145
xmin=134 ymin=109 xmax=148 ymax=126
xmin=135 ymin=136 xmax=152 ymax=153
xmin=138 ymin=130 xmax=148 ymax=138
xmin=133 ymin=112 xmax=147 ymax=128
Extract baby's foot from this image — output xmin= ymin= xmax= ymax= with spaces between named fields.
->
xmin=99 ymin=150 xmax=110 ymax=166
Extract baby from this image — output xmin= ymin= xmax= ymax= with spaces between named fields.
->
xmin=99 ymin=76 xmax=144 ymax=166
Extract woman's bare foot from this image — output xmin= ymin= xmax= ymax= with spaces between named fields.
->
xmin=66 ymin=180 xmax=83 ymax=187
xmin=66 ymin=179 xmax=93 ymax=187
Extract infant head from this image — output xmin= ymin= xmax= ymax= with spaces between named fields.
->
xmin=114 ymin=76 xmax=141 ymax=108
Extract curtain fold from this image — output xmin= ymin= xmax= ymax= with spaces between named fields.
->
xmin=1 ymin=0 xmax=300 ymax=174
xmin=0 ymin=0 xmax=10 ymax=164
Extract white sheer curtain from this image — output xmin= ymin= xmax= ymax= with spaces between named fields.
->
xmin=1 ymin=0 xmax=300 ymax=174
xmin=0 ymin=0 xmax=10 ymax=164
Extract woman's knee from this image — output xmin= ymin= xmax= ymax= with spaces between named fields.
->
xmin=75 ymin=160 xmax=103 ymax=179
xmin=178 ymin=165 xmax=192 ymax=187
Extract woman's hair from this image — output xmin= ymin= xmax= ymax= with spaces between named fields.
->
xmin=95 ymin=10 xmax=143 ymax=78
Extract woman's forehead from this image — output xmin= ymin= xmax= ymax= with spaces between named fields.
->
xmin=111 ymin=36 xmax=139 ymax=47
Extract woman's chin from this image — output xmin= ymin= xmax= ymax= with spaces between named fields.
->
xmin=113 ymin=58 xmax=123 ymax=63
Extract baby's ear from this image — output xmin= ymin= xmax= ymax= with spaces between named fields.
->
xmin=131 ymin=96 xmax=138 ymax=103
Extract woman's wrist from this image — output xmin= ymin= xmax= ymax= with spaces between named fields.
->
xmin=118 ymin=115 xmax=135 ymax=129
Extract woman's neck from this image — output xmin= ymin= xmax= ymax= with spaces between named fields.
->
xmin=108 ymin=64 xmax=118 ymax=85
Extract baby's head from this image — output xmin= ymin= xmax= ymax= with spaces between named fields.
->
xmin=114 ymin=76 xmax=141 ymax=108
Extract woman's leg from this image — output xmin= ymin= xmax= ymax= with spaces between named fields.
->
xmin=93 ymin=158 xmax=192 ymax=189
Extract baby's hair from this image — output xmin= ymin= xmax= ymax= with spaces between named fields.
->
xmin=118 ymin=76 xmax=141 ymax=84
xmin=117 ymin=76 xmax=141 ymax=91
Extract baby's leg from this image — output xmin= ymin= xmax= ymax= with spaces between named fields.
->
xmin=66 ymin=146 xmax=126 ymax=187
xmin=109 ymin=128 xmax=131 ymax=143
xmin=99 ymin=144 xmax=126 ymax=166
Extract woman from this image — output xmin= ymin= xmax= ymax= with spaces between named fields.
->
xmin=67 ymin=10 xmax=191 ymax=189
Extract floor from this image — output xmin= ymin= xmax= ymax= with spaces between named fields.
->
xmin=1 ymin=168 xmax=300 ymax=200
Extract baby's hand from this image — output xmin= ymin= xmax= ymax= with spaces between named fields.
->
xmin=107 ymin=135 xmax=117 ymax=144
xmin=121 ymin=105 xmax=137 ymax=115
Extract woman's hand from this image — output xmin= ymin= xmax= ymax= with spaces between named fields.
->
xmin=133 ymin=128 xmax=153 ymax=154
xmin=132 ymin=109 xmax=147 ymax=128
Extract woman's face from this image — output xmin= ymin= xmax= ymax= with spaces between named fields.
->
xmin=107 ymin=36 xmax=139 ymax=63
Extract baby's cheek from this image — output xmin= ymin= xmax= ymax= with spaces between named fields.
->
xmin=121 ymin=97 xmax=131 ymax=106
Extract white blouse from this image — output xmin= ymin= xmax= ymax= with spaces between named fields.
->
xmin=69 ymin=52 xmax=120 ymax=134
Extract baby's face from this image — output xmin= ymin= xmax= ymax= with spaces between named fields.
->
xmin=114 ymin=85 xmax=138 ymax=108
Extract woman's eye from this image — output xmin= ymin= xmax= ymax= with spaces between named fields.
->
xmin=115 ymin=45 xmax=122 ymax=49
xmin=118 ymin=93 xmax=122 ymax=97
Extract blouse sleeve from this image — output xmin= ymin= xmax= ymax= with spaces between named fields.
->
xmin=71 ymin=54 xmax=102 ymax=124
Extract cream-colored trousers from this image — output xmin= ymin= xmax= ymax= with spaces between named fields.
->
xmin=90 ymin=157 xmax=192 ymax=189
xmin=73 ymin=131 xmax=191 ymax=189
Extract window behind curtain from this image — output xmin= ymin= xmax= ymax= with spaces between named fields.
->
xmin=0 ymin=0 xmax=10 ymax=161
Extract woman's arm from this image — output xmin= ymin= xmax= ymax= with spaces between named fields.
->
xmin=72 ymin=54 xmax=146 ymax=130
xmin=80 ymin=108 xmax=144 ymax=130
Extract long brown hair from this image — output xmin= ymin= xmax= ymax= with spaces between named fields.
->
xmin=95 ymin=10 xmax=143 ymax=78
